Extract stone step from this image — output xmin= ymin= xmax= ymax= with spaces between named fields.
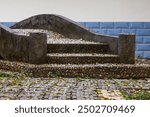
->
xmin=0 ymin=60 xmax=149 ymax=78
xmin=47 ymin=53 xmax=119 ymax=64
xmin=47 ymin=43 xmax=109 ymax=53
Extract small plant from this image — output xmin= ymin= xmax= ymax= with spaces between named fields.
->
xmin=77 ymin=77 xmax=85 ymax=82
xmin=0 ymin=72 xmax=13 ymax=78
xmin=121 ymin=90 xmax=150 ymax=100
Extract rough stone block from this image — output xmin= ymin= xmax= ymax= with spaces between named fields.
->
xmin=114 ymin=22 xmax=129 ymax=28
xmin=28 ymin=33 xmax=47 ymax=64
xmin=118 ymin=34 xmax=135 ymax=64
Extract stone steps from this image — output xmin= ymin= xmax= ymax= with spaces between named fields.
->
xmin=0 ymin=60 xmax=149 ymax=78
xmin=46 ymin=53 xmax=119 ymax=64
xmin=47 ymin=43 xmax=109 ymax=53
xmin=33 ymin=64 xmax=150 ymax=78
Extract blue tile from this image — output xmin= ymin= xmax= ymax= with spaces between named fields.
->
xmin=136 ymin=44 xmax=150 ymax=51
xmin=143 ymin=36 xmax=150 ymax=43
xmin=1 ymin=22 xmax=16 ymax=27
xmin=135 ymin=51 xmax=144 ymax=58
xmin=106 ymin=29 xmax=121 ymax=36
xmin=85 ymin=22 xmax=100 ymax=28
xmin=121 ymin=29 xmax=136 ymax=34
xmin=79 ymin=22 xmax=86 ymax=27
xmin=129 ymin=22 xmax=144 ymax=29
xmin=136 ymin=36 xmax=143 ymax=43
xmin=93 ymin=29 xmax=107 ymax=34
xmin=143 ymin=52 xmax=150 ymax=59
xmin=144 ymin=22 xmax=150 ymax=29
xmin=100 ymin=22 xmax=114 ymax=29
xmin=136 ymin=29 xmax=150 ymax=36
xmin=114 ymin=22 xmax=129 ymax=28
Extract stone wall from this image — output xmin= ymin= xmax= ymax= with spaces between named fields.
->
xmin=0 ymin=24 xmax=47 ymax=64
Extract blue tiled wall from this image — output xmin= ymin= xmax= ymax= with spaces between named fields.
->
xmin=79 ymin=22 xmax=150 ymax=59
xmin=0 ymin=22 xmax=16 ymax=28
xmin=1 ymin=22 xmax=150 ymax=59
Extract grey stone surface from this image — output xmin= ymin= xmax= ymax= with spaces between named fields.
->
xmin=118 ymin=35 xmax=135 ymax=64
xmin=0 ymin=59 xmax=150 ymax=78
xmin=0 ymin=24 xmax=47 ymax=64
xmin=29 ymin=33 xmax=47 ymax=64
xmin=0 ymin=71 xmax=150 ymax=100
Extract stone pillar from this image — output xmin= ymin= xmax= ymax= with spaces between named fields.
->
xmin=118 ymin=34 xmax=135 ymax=64
xmin=28 ymin=33 xmax=47 ymax=64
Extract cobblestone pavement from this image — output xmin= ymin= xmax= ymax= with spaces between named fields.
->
xmin=0 ymin=71 xmax=150 ymax=100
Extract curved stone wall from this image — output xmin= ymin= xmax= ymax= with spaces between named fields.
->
xmin=0 ymin=24 xmax=47 ymax=64
xmin=11 ymin=14 xmax=119 ymax=54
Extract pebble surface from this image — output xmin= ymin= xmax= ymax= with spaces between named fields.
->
xmin=0 ymin=71 xmax=150 ymax=100
xmin=13 ymin=29 xmax=98 ymax=44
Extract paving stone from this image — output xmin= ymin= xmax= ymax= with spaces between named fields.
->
xmin=0 ymin=73 xmax=150 ymax=100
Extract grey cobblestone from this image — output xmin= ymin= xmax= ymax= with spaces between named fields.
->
xmin=0 ymin=72 xmax=150 ymax=100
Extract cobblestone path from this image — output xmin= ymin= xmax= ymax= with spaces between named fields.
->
xmin=0 ymin=71 xmax=150 ymax=100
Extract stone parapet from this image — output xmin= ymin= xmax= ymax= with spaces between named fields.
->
xmin=0 ymin=24 xmax=47 ymax=64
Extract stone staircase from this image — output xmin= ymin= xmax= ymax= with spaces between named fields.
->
xmin=46 ymin=41 xmax=119 ymax=64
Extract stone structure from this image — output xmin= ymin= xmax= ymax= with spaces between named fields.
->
xmin=1 ymin=14 xmax=149 ymax=78
xmin=0 ymin=60 xmax=150 ymax=78
xmin=0 ymin=24 xmax=47 ymax=64
xmin=118 ymin=35 xmax=135 ymax=64
xmin=11 ymin=14 xmax=135 ymax=64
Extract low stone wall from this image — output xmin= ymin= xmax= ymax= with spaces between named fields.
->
xmin=0 ymin=24 xmax=47 ymax=64
xmin=0 ymin=60 xmax=149 ymax=78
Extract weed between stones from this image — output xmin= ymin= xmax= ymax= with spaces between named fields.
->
xmin=121 ymin=90 xmax=150 ymax=100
